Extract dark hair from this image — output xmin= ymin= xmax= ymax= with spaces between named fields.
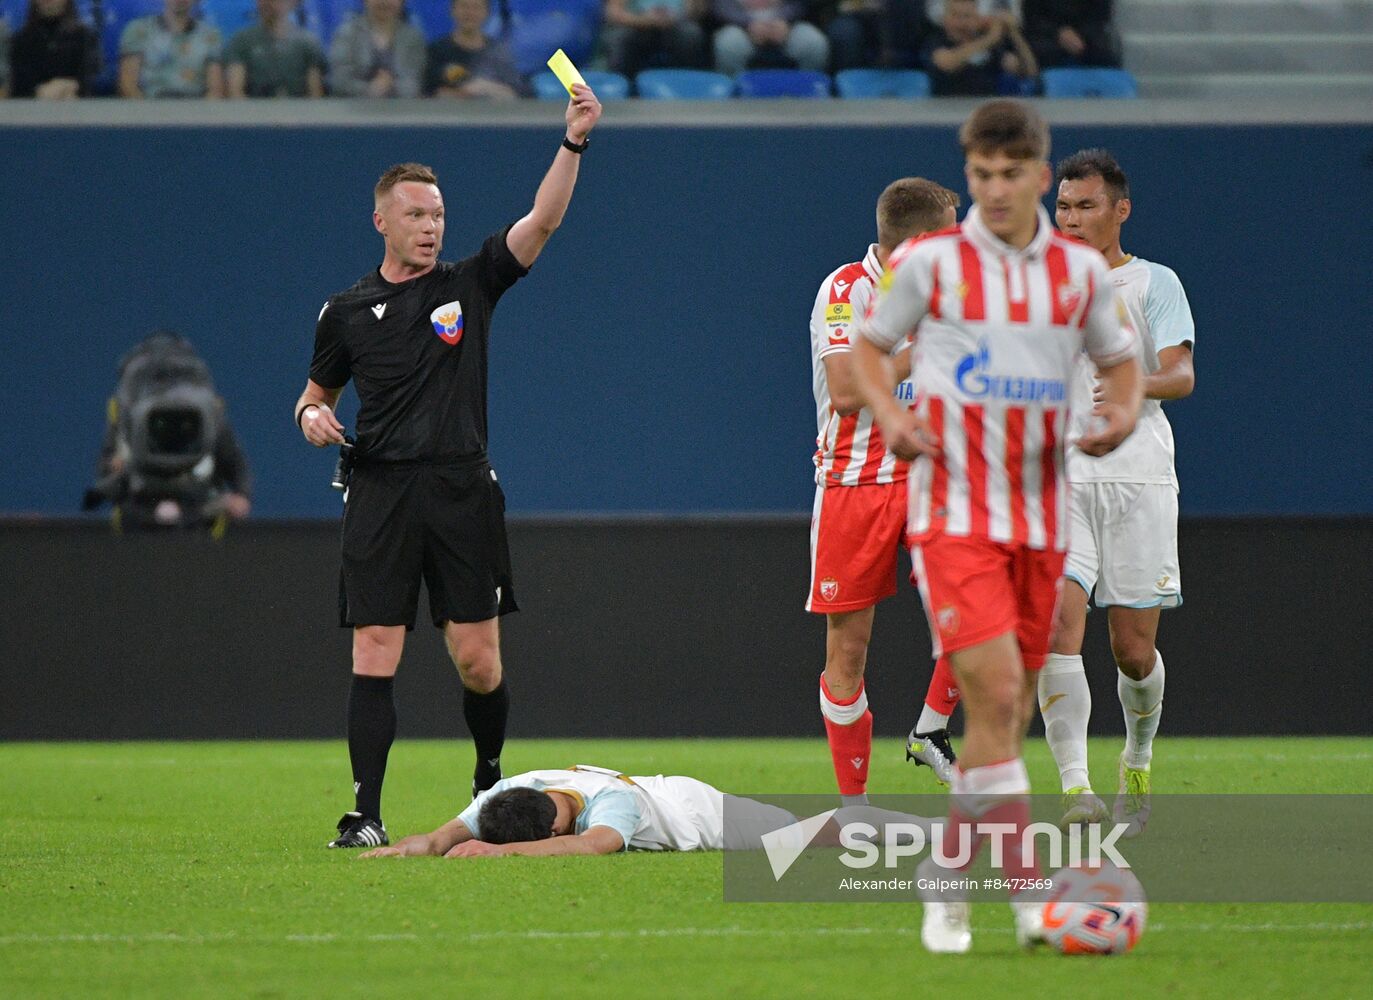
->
xmin=959 ymin=99 xmax=1050 ymax=162
xmin=877 ymin=178 xmax=960 ymax=250
xmin=26 ymin=0 xmax=77 ymax=27
xmin=374 ymin=162 xmax=439 ymax=202
xmin=477 ymin=787 xmax=558 ymax=844
xmin=1055 ymin=148 xmax=1130 ymax=202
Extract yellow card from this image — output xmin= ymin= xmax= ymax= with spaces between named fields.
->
xmin=546 ymin=49 xmax=586 ymax=96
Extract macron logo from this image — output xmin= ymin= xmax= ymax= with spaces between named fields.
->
xmin=371 ymin=303 xmax=387 ymax=320
xmin=759 ymin=808 xmax=835 ymax=882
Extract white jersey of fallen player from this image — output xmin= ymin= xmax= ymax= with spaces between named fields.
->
xmin=861 ymin=205 xmax=1137 ymax=551
xmin=1066 ymin=256 xmax=1195 ymax=487
xmin=457 ymin=765 xmax=727 ymax=852
xmin=810 ymin=244 xmax=915 ymax=487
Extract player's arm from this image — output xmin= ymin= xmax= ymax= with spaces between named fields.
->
xmin=294 ymin=380 xmax=346 ymax=446
xmin=1078 ymin=278 xmax=1144 ymax=456
xmin=854 ymin=250 xmax=936 ymax=459
xmin=358 ymin=819 xmax=476 ymax=859
xmin=446 ymin=826 xmax=626 ymax=858
xmin=505 ymin=83 xmax=603 ymax=269
xmin=1143 ymin=345 xmax=1194 ymax=400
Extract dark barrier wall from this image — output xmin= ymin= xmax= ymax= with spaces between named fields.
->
xmin=2 ymin=123 xmax=1371 ymax=517
xmin=3 ymin=518 xmax=1368 ymax=739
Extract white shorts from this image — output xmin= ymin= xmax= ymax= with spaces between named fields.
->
xmin=1064 ymin=481 xmax=1182 ymax=610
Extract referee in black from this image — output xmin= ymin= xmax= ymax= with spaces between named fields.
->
xmin=296 ymin=84 xmax=603 ymax=849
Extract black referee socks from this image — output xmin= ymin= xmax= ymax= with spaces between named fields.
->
xmin=348 ymin=674 xmax=397 ymax=822
xmin=464 ymin=681 xmax=509 ymax=793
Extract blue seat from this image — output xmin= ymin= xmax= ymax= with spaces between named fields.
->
xmin=734 ymin=69 xmax=831 ymax=98
xmin=1040 ymin=68 xmax=1139 ymax=98
xmin=406 ymin=0 xmax=456 ymax=43
xmin=531 ymin=69 xmax=630 ymax=100
xmin=635 ymin=69 xmax=734 ymax=100
xmin=200 ymin=0 xmax=258 ymax=40
xmin=502 ymin=0 xmax=601 ymax=77
xmin=834 ymin=68 xmax=931 ymax=99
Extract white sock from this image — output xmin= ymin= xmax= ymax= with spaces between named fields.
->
xmin=1039 ymin=653 xmax=1092 ymax=793
xmin=916 ymin=704 xmax=950 ymax=732
xmin=1118 ymin=651 xmax=1165 ymax=769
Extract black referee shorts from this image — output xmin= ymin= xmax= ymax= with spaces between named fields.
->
xmin=338 ymin=460 xmax=518 ymax=630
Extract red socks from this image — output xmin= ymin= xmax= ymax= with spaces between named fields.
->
xmin=819 ymin=674 xmax=872 ymax=797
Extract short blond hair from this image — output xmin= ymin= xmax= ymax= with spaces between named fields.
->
xmin=877 ymin=178 xmax=960 ymax=249
xmin=374 ymin=163 xmax=439 ymax=203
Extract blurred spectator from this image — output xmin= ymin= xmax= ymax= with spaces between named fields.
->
xmin=880 ymin=0 xmax=934 ymax=68
xmin=425 ymin=0 xmax=527 ymax=98
xmin=1022 ymin=0 xmax=1121 ymax=69
xmin=118 ymin=0 xmax=224 ymax=98
xmin=712 ymin=0 xmax=829 ymax=75
xmin=923 ymin=0 xmax=1035 ymax=96
xmin=925 ymin=0 xmax=1011 ymax=17
xmin=821 ymin=0 xmax=883 ymax=73
xmin=602 ymin=0 xmax=708 ymax=79
xmin=225 ymin=0 xmax=326 ymax=97
xmin=0 ymin=17 xmax=11 ymax=96
xmin=330 ymin=0 xmax=426 ymax=97
xmin=83 ymin=331 xmax=252 ymax=533
xmin=8 ymin=0 xmax=100 ymax=98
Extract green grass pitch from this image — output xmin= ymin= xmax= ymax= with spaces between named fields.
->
xmin=4 ymin=737 xmax=1371 ymax=998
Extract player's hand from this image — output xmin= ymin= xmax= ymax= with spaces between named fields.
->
xmin=358 ymin=845 xmax=406 ymax=859
xmin=880 ymin=410 xmax=939 ymax=461
xmin=565 ymin=84 xmax=602 ymax=143
xmin=301 ymin=403 xmax=346 ymax=447
xmin=222 ymin=493 xmax=251 ymax=520
xmin=444 ymin=840 xmax=508 ymax=858
xmin=1077 ymin=403 xmax=1135 ymax=457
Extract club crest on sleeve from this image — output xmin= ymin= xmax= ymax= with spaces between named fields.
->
xmin=430 ymin=300 xmax=465 ymax=345
xmin=1057 ymin=281 xmax=1084 ymax=317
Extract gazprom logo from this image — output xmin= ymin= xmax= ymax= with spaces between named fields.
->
xmin=954 ymin=340 xmax=1066 ymax=402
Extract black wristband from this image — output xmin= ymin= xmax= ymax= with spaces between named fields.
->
xmin=296 ymin=403 xmax=318 ymax=429
xmin=562 ymin=135 xmax=589 ymax=154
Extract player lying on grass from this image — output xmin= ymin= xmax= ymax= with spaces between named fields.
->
xmin=357 ymin=764 xmax=935 ymax=857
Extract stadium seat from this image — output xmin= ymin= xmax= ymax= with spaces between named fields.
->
xmin=734 ymin=69 xmax=831 ymax=98
xmin=406 ymin=0 xmax=456 ymax=43
xmin=531 ymin=70 xmax=631 ymax=101
xmin=1040 ymin=68 xmax=1139 ymax=98
xmin=502 ymin=0 xmax=601 ymax=77
xmin=635 ymin=69 xmax=734 ymax=100
xmin=834 ymin=69 xmax=931 ymax=99
xmin=200 ymin=0 xmax=258 ymax=40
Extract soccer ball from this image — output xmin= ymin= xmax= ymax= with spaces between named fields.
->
xmin=1040 ymin=863 xmax=1148 ymax=955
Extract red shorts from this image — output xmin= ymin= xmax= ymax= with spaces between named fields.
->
xmin=807 ymin=482 xmax=907 ymax=613
xmin=908 ymin=534 xmax=1065 ymax=670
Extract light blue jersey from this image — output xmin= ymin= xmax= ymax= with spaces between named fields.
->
xmin=1068 ymin=256 xmax=1195 ymax=487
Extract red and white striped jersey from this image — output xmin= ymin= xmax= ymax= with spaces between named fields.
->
xmin=810 ymin=244 xmax=916 ymax=487
xmin=861 ymin=206 xmax=1137 ymax=551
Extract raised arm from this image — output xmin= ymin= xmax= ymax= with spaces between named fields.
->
xmin=505 ymin=83 xmax=603 ymax=269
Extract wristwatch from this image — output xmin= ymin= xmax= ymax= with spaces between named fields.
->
xmin=562 ymin=135 xmax=589 ymax=154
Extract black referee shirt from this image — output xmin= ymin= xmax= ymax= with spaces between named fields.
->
xmin=309 ymin=226 xmax=528 ymax=463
